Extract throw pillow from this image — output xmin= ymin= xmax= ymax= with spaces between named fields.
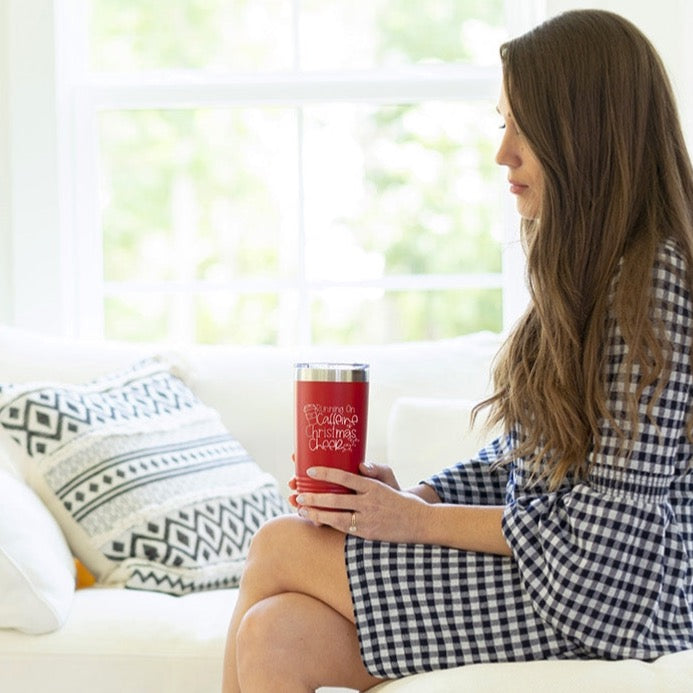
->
xmin=74 ymin=558 xmax=96 ymax=589
xmin=0 ymin=468 xmax=75 ymax=633
xmin=0 ymin=358 xmax=290 ymax=597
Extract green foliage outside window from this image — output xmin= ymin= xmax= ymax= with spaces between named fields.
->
xmin=92 ymin=0 xmax=507 ymax=344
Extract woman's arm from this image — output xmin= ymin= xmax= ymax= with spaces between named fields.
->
xmin=296 ymin=465 xmax=511 ymax=557
xmin=412 ymin=501 xmax=511 ymax=556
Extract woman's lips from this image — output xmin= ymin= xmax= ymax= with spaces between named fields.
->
xmin=509 ymin=180 xmax=528 ymax=195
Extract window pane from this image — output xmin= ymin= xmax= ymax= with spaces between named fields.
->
xmin=311 ymin=288 xmax=502 ymax=344
xmin=195 ymin=293 xmax=282 ymax=344
xmin=104 ymin=294 xmax=170 ymax=342
xmin=99 ymin=108 xmax=298 ymax=284
xmin=86 ymin=1 xmax=510 ymax=346
xmin=300 ymin=0 xmax=507 ymax=70
xmin=88 ymin=0 xmax=506 ymax=73
xmin=88 ymin=0 xmax=294 ymax=71
xmin=302 ymin=102 xmax=503 ymax=282
xmin=105 ymin=292 xmax=287 ymax=344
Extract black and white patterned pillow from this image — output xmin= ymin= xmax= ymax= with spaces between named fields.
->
xmin=0 ymin=358 xmax=289 ymax=596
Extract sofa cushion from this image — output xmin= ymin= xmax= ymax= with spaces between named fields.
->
xmin=0 ymin=358 xmax=289 ymax=596
xmin=369 ymin=649 xmax=693 ymax=692
xmin=0 ymin=587 xmax=233 ymax=693
xmin=387 ymin=396 xmax=501 ymax=486
xmin=0 ymin=468 xmax=75 ymax=634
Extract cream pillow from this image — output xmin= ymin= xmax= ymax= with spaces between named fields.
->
xmin=387 ymin=396 xmax=501 ymax=487
xmin=0 ymin=468 xmax=75 ymax=633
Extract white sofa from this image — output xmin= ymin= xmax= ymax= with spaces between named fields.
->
xmin=0 ymin=324 xmax=690 ymax=693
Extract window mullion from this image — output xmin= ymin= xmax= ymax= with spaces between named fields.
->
xmin=295 ymin=106 xmax=310 ymax=347
xmin=80 ymin=66 xmax=501 ymax=110
xmin=72 ymin=94 xmax=105 ymax=339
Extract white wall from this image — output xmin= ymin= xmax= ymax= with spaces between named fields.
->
xmin=0 ymin=1 xmax=12 ymax=324
xmin=0 ymin=0 xmax=64 ymax=332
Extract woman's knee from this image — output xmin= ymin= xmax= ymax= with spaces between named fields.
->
xmin=236 ymin=600 xmax=276 ymax=654
xmin=241 ymin=514 xmax=348 ymax=607
xmin=235 ymin=596 xmax=298 ymax=685
xmin=241 ymin=514 xmax=308 ymax=589
xmin=247 ymin=514 xmax=301 ymax=564
xmin=247 ymin=512 xmax=336 ymax=562
xmin=237 ymin=594 xmax=378 ymax=691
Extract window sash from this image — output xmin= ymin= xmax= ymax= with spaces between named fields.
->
xmin=70 ymin=64 xmax=511 ymax=342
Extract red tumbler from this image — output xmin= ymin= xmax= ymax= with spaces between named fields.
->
xmin=294 ymin=363 xmax=369 ymax=494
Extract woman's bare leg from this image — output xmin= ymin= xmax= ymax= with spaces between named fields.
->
xmin=236 ymin=592 xmax=384 ymax=692
xmin=222 ymin=514 xmax=384 ymax=692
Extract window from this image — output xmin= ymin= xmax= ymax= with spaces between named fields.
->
xmin=54 ymin=0 xmax=540 ymax=345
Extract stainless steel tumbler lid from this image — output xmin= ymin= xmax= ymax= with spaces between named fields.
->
xmin=294 ymin=363 xmax=369 ymax=382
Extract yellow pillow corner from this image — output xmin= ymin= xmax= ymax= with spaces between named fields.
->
xmin=74 ymin=558 xmax=96 ymax=589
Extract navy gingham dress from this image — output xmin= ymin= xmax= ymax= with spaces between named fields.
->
xmin=345 ymin=239 xmax=693 ymax=678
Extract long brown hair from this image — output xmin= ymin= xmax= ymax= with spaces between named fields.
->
xmin=476 ymin=10 xmax=693 ymax=489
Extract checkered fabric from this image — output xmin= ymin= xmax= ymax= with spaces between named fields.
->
xmin=345 ymin=239 xmax=693 ymax=678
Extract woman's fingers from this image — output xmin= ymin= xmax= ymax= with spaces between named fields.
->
xmin=294 ymin=466 xmax=406 ymax=539
xmin=296 ymin=491 xmax=357 ymax=510
xmin=304 ymin=466 xmax=373 ymax=493
xmin=298 ymin=506 xmax=355 ymax=533
xmin=359 ymin=461 xmax=400 ymax=489
xmin=287 ymin=476 xmax=299 ymax=507
xmin=359 ymin=461 xmax=378 ymax=477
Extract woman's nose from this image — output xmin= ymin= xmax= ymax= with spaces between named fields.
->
xmin=495 ymin=130 xmax=518 ymax=168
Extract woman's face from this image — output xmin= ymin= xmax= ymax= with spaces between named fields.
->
xmin=495 ymin=83 xmax=544 ymax=220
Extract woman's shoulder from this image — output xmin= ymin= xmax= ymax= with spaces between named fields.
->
xmin=651 ymin=237 xmax=692 ymax=298
xmin=656 ymin=237 xmax=688 ymax=274
xmin=650 ymin=238 xmax=693 ymax=333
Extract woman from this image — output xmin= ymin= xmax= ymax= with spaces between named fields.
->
xmin=222 ymin=10 xmax=693 ymax=691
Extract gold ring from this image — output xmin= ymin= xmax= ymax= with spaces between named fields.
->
xmin=349 ymin=511 xmax=357 ymax=533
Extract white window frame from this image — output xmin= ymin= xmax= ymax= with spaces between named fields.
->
xmin=3 ymin=0 xmax=546 ymax=341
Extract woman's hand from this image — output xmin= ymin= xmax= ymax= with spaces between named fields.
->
xmin=294 ymin=465 xmax=429 ymax=543
xmin=289 ymin=463 xmax=510 ymax=555
xmin=288 ymin=461 xmax=399 ymax=508
xmin=287 ymin=476 xmax=300 ymax=508
xmin=358 ymin=461 xmax=401 ymax=490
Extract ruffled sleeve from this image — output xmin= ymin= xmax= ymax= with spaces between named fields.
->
xmin=424 ymin=433 xmax=512 ymax=506
xmin=502 ymin=240 xmax=693 ymax=657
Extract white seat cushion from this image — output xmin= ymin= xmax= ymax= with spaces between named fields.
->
xmin=370 ymin=649 xmax=693 ymax=692
xmin=0 ymin=587 xmax=235 ymax=693
xmin=2 ymin=585 xmax=688 ymax=693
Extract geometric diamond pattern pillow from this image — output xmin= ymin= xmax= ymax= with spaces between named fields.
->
xmin=0 ymin=358 xmax=290 ymax=596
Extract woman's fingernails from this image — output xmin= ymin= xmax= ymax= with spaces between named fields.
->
xmin=306 ymin=467 xmax=317 ymax=478
xmin=298 ymin=508 xmax=308 ymax=518
xmin=296 ymin=495 xmax=305 ymax=505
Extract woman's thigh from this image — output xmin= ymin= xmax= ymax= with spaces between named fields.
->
xmin=242 ymin=514 xmax=355 ymax=622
